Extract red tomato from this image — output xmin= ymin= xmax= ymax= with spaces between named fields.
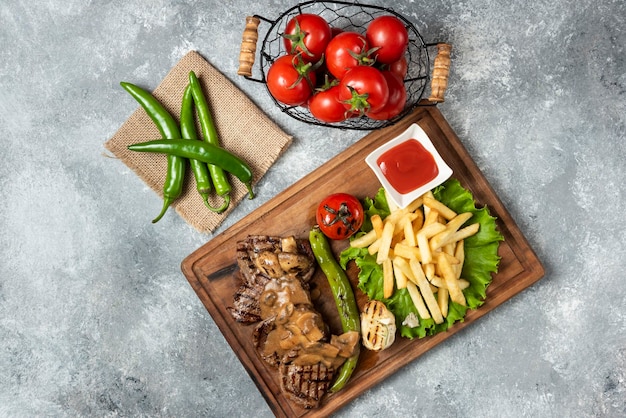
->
xmin=308 ymin=85 xmax=351 ymax=123
xmin=316 ymin=193 xmax=364 ymax=240
xmin=366 ymin=15 xmax=409 ymax=64
xmin=266 ymin=54 xmax=317 ymax=106
xmin=283 ymin=14 xmax=332 ymax=63
xmin=388 ymin=56 xmax=408 ymax=79
xmin=338 ymin=66 xmax=389 ymax=116
xmin=325 ymin=31 xmax=372 ymax=79
xmin=367 ymin=71 xmax=407 ymax=120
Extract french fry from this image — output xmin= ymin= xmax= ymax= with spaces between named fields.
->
xmin=416 ymin=222 xmax=446 ymax=264
xmin=447 ymin=212 xmax=474 ymax=231
xmin=372 ymin=221 xmax=394 ymax=264
xmin=437 ymin=252 xmax=460 ymax=265
xmin=423 ymin=196 xmax=457 ymax=220
xmin=458 ymin=278 xmax=470 ymax=290
xmin=394 ymin=212 xmax=419 ymax=236
xmin=371 ymin=214 xmax=384 ymax=238
xmin=383 ymin=258 xmax=394 ymax=298
xmin=416 ymin=232 xmax=430 ymax=264
xmin=404 ymin=218 xmax=417 ymax=247
xmin=385 ymin=207 xmax=409 ymax=225
xmin=406 ymin=281 xmax=431 ymax=319
xmin=422 ymin=190 xmax=435 ymax=200
xmin=432 ymin=223 xmax=480 ymax=251
xmin=376 ymin=221 xmax=395 ymax=263
xmin=434 ymin=259 xmax=443 ymax=278
xmin=409 ymin=258 xmax=444 ymax=324
xmin=368 ymin=238 xmax=382 ymax=255
xmin=438 ymin=287 xmax=449 ymax=318
xmin=423 ymin=207 xmax=440 ymax=227
xmin=430 ymin=275 xmax=471 ymax=290
xmin=454 ymin=240 xmax=465 ymax=278
xmin=421 ymin=191 xmax=434 ymax=220
xmin=429 ymin=212 xmax=474 ymax=251
xmin=392 ymin=257 xmax=408 ymax=289
xmin=437 ymin=252 xmax=466 ymax=306
xmin=405 ymin=196 xmax=424 ymax=213
xmin=443 ymin=242 xmax=456 ymax=256
xmin=423 ymin=262 xmax=435 ymax=280
xmin=350 ymin=229 xmax=377 ymax=248
xmin=411 ymin=210 xmax=424 ymax=236
xmin=429 ymin=275 xmax=445 ymax=288
xmin=392 ymin=256 xmax=416 ymax=284
xmin=420 ymin=221 xmax=447 ymax=237
xmin=393 ymin=243 xmax=421 ymax=261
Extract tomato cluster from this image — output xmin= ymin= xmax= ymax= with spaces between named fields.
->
xmin=267 ymin=13 xmax=410 ymax=124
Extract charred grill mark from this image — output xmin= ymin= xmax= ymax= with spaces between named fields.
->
xmin=279 ymin=362 xmax=335 ymax=409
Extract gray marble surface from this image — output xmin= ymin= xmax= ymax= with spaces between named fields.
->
xmin=1 ymin=0 xmax=624 ymax=416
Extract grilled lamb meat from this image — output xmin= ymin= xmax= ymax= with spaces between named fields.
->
xmin=228 ymin=235 xmax=359 ymax=409
xmin=279 ymin=361 xmax=335 ymax=409
xmin=229 ymin=235 xmax=316 ymax=324
xmin=228 ymin=272 xmax=270 ymax=323
xmin=235 ymin=235 xmax=316 ymax=284
xmin=251 ymin=317 xmax=282 ymax=367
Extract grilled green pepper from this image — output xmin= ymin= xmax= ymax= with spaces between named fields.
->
xmin=309 ymin=226 xmax=361 ymax=392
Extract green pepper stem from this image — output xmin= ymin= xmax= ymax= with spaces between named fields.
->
xmin=204 ymin=194 xmax=230 ymax=214
xmin=245 ymin=183 xmax=255 ymax=200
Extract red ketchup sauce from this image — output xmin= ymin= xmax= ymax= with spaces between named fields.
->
xmin=376 ymin=139 xmax=439 ymax=194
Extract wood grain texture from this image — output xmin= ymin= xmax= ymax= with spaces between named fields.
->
xmin=180 ymin=105 xmax=544 ymax=417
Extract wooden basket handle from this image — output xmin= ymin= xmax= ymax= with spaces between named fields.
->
xmin=428 ymin=43 xmax=452 ymax=103
xmin=237 ymin=16 xmax=261 ymax=77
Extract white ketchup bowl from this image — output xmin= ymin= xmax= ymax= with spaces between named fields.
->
xmin=365 ymin=123 xmax=453 ymax=209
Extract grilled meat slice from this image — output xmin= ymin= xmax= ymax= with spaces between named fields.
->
xmin=228 ymin=286 xmax=261 ymax=323
xmin=252 ymin=317 xmax=281 ymax=367
xmin=236 ymin=235 xmax=316 ymax=284
xmin=229 ymin=235 xmax=316 ymax=323
xmin=279 ymin=361 xmax=335 ymax=409
xmin=227 ymin=271 xmax=271 ymax=324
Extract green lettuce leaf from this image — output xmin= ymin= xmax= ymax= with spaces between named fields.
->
xmin=360 ymin=188 xmax=391 ymax=232
xmin=340 ymin=178 xmax=504 ymax=339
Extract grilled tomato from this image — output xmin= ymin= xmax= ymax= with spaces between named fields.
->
xmin=316 ymin=193 xmax=364 ymax=240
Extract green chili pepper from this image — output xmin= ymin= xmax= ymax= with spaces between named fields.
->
xmin=127 ymin=139 xmax=255 ymax=199
xmin=308 ymin=227 xmax=361 ymax=393
xmin=180 ymin=84 xmax=230 ymax=213
xmin=120 ymin=81 xmax=186 ymax=223
xmin=188 ymin=71 xmax=232 ymax=211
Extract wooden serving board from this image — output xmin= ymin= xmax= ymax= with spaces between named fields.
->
xmin=181 ymin=106 xmax=544 ymax=417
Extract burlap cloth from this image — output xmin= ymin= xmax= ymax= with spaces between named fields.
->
xmin=105 ymin=51 xmax=292 ymax=233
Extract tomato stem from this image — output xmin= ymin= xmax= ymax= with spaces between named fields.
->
xmin=342 ymin=86 xmax=371 ymax=115
xmin=287 ymin=54 xmax=322 ymax=91
xmin=281 ymin=19 xmax=315 ymax=58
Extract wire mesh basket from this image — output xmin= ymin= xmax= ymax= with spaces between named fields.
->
xmin=238 ymin=1 xmax=451 ymax=130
